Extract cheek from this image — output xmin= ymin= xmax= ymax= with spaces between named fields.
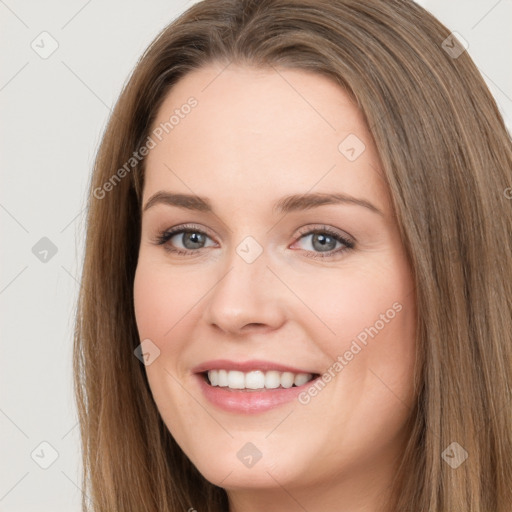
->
xmin=133 ymin=262 xmax=198 ymax=342
xmin=296 ymin=255 xmax=414 ymax=345
xmin=133 ymin=262 xmax=199 ymax=425
xmin=304 ymin=253 xmax=417 ymax=404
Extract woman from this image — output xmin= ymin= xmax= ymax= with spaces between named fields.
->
xmin=74 ymin=0 xmax=512 ymax=511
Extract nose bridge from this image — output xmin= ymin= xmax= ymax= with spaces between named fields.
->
xmin=203 ymin=235 xmax=287 ymax=333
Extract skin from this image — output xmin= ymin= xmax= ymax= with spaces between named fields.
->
xmin=133 ymin=63 xmax=418 ymax=512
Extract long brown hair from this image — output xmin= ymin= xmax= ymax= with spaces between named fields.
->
xmin=73 ymin=0 xmax=512 ymax=510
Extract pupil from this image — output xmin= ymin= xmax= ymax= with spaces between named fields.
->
xmin=184 ymin=232 xmax=204 ymax=249
xmin=313 ymin=233 xmax=335 ymax=252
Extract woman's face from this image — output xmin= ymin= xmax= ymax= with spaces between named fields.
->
xmin=133 ymin=63 xmax=417 ymax=505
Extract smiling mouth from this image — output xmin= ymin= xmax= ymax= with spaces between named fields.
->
xmin=202 ymin=369 xmax=319 ymax=391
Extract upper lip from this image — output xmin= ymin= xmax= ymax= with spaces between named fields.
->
xmin=191 ymin=359 xmax=318 ymax=375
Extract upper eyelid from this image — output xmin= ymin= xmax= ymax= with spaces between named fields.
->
xmin=162 ymin=224 xmax=216 ymax=241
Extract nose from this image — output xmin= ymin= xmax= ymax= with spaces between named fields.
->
xmin=202 ymin=246 xmax=288 ymax=336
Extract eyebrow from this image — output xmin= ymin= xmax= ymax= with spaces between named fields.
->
xmin=142 ymin=191 xmax=384 ymax=217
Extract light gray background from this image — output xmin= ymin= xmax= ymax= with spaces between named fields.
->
xmin=1 ymin=1 xmax=511 ymax=510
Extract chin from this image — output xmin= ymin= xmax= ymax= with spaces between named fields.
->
xmin=194 ymin=452 xmax=304 ymax=490
xmin=178 ymin=428 xmax=318 ymax=491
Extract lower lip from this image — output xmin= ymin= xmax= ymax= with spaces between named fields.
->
xmin=195 ymin=373 xmax=318 ymax=414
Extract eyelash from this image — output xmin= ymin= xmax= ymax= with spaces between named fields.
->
xmin=153 ymin=223 xmax=355 ymax=260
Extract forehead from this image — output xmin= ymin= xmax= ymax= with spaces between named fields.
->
xmin=143 ymin=64 xmax=390 ymax=216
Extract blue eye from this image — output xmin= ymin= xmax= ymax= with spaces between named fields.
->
xmin=293 ymin=227 xmax=355 ymax=259
xmin=153 ymin=223 xmax=355 ymax=259
xmin=154 ymin=224 xmax=216 ymax=255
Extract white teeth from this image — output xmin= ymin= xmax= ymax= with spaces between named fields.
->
xmin=209 ymin=370 xmax=219 ymax=386
xmin=228 ymin=370 xmax=245 ymax=389
xmin=265 ymin=371 xmax=281 ymax=389
xmin=218 ymin=369 xmax=229 ymax=387
xmin=245 ymin=370 xmax=265 ymax=389
xmin=293 ymin=373 xmax=311 ymax=386
xmin=206 ymin=369 xmax=314 ymax=389
xmin=281 ymin=372 xmax=295 ymax=388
